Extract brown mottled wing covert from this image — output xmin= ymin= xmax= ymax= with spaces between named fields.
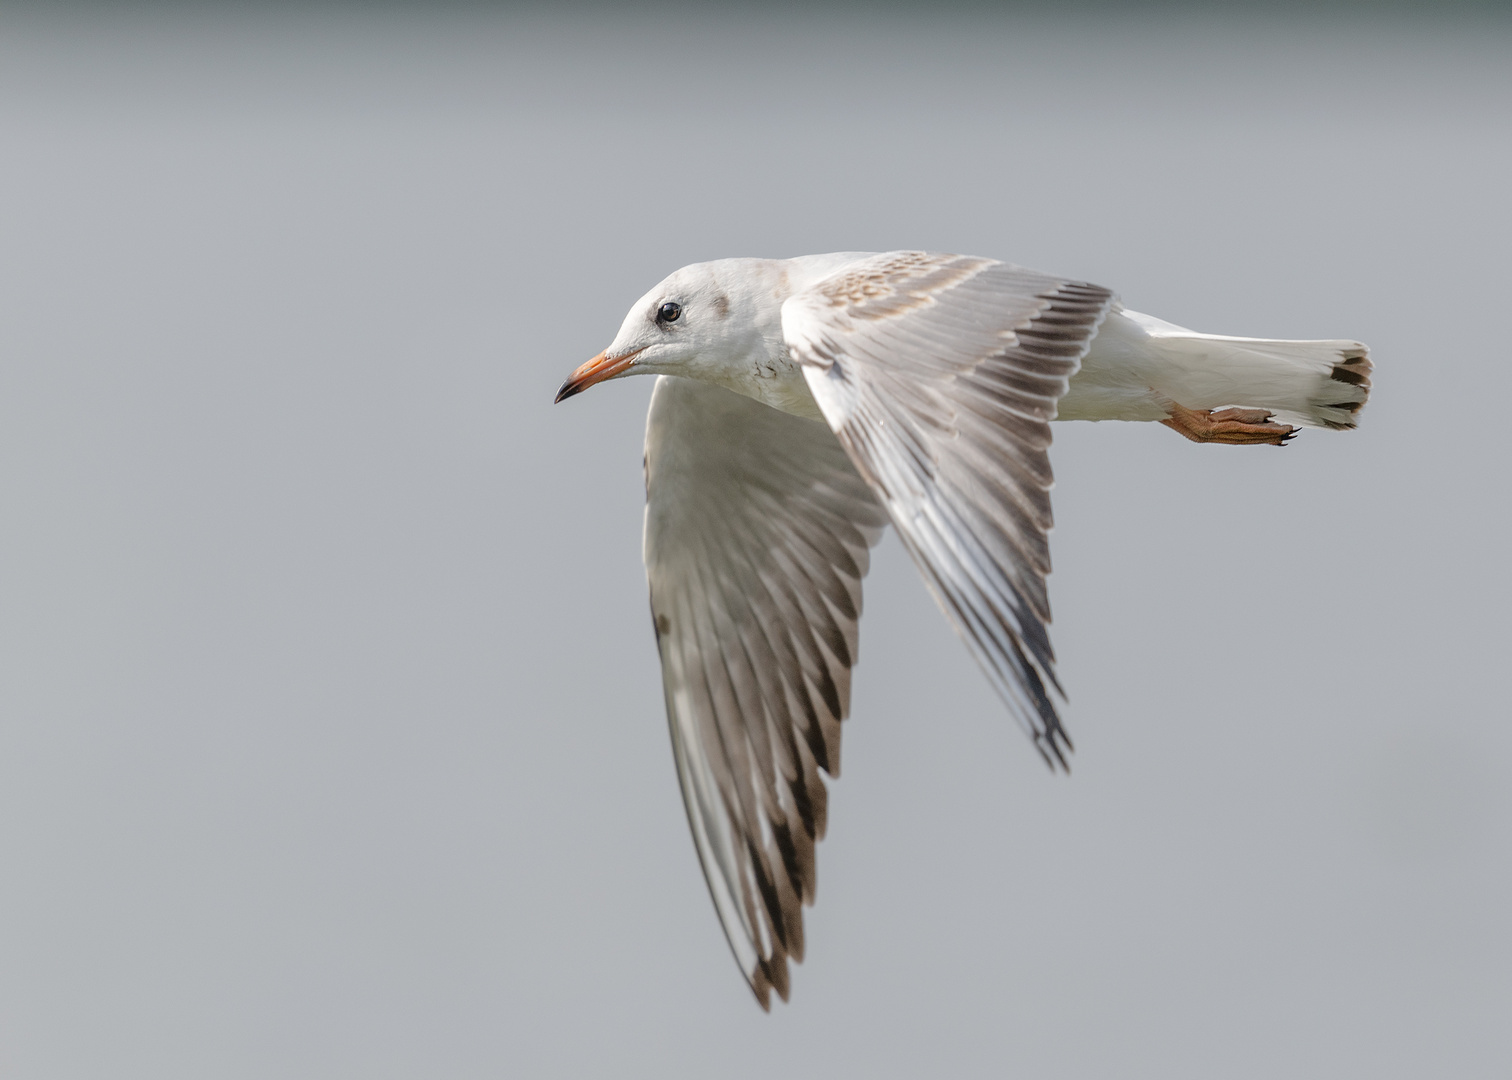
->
xmin=784 ymin=252 xmax=1116 ymax=767
xmin=642 ymin=375 xmax=889 ymax=1009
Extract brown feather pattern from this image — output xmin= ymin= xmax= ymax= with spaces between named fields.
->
xmin=787 ymin=252 xmax=1116 ymax=769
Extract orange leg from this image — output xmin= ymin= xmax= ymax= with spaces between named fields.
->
xmin=1160 ymin=403 xmax=1296 ymax=446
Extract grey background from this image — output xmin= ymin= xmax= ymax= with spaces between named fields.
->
xmin=1 ymin=5 xmax=1508 ymax=1077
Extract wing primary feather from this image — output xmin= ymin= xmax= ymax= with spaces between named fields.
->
xmin=643 ymin=375 xmax=887 ymax=1007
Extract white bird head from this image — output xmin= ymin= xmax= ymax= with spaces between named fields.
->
xmin=554 ymin=258 xmax=788 ymax=403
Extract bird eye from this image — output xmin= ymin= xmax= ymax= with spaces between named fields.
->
xmin=657 ymin=302 xmax=682 ymax=324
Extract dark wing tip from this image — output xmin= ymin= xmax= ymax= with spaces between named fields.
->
xmin=1037 ymin=724 xmax=1074 ymax=774
xmin=748 ymin=952 xmax=792 ymax=1011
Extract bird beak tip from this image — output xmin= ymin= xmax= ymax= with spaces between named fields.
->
xmin=554 ymin=347 xmax=644 ymax=405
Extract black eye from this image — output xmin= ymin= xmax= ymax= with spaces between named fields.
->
xmin=657 ymin=301 xmax=682 ymax=324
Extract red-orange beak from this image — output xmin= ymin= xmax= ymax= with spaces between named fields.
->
xmin=554 ymin=346 xmax=646 ymax=403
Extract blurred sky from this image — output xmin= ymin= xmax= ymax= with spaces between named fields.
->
xmin=0 ymin=4 xmax=1509 ymax=1078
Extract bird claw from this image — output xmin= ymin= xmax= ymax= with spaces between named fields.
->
xmin=1160 ymin=402 xmax=1296 ymax=446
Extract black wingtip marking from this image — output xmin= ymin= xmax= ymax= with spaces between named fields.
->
xmin=1037 ymin=726 xmax=1074 ymax=773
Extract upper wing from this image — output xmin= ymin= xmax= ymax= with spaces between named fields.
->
xmin=783 ymin=252 xmax=1116 ymax=768
xmin=643 ymin=375 xmax=889 ymax=1009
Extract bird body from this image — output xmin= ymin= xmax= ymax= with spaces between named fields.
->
xmin=572 ymin=252 xmax=1369 ymax=433
xmin=555 ymin=251 xmax=1371 ymax=1008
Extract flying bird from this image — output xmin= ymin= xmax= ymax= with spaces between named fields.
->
xmin=553 ymin=251 xmax=1371 ymax=1009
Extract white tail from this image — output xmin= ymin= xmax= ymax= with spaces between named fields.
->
xmin=1125 ymin=310 xmax=1372 ymax=429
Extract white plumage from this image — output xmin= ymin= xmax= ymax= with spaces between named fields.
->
xmin=555 ymin=251 xmax=1372 ymax=1008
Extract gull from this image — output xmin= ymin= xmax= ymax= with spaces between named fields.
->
xmin=553 ymin=251 xmax=1371 ymax=1009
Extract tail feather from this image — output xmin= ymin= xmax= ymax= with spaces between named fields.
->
xmin=1119 ymin=310 xmax=1373 ymax=431
xmin=1314 ymin=346 xmax=1373 ymax=429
